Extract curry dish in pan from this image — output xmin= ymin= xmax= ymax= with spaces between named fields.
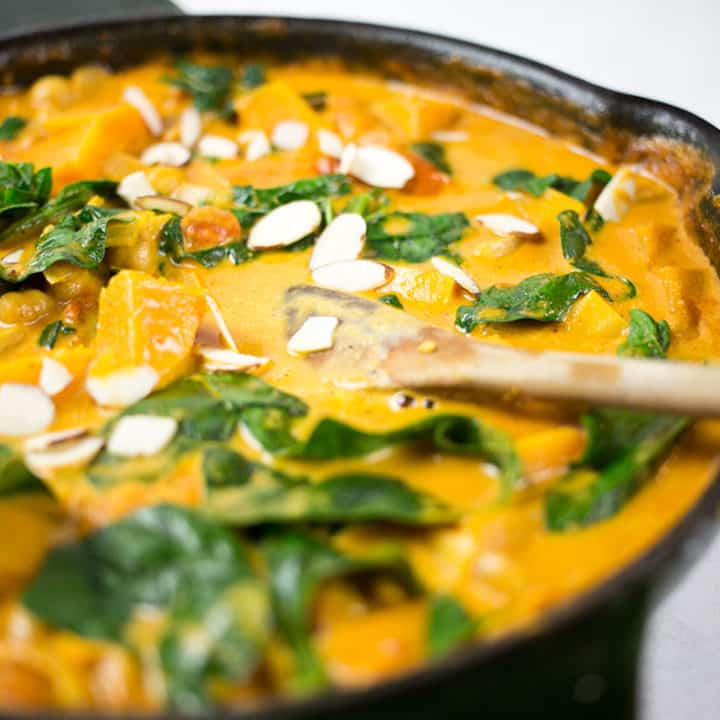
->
xmin=0 ymin=55 xmax=718 ymax=712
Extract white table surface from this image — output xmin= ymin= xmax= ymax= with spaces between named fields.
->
xmin=179 ymin=2 xmax=720 ymax=718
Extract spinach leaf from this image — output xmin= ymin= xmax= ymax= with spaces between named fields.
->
xmin=261 ymin=529 xmax=419 ymax=691
xmin=378 ymin=293 xmax=404 ymax=309
xmin=0 ymin=444 xmax=43 ymax=496
xmin=617 ymin=309 xmax=671 ymax=359
xmin=545 ymin=410 xmax=687 ymax=530
xmin=343 ymin=188 xmax=389 ymax=220
xmin=558 ymin=209 xmax=592 ymax=261
xmin=242 ymin=63 xmax=266 ymax=89
xmin=159 ymin=215 xmax=255 ymax=269
xmin=410 ymin=142 xmax=451 ymax=175
xmin=0 ymin=162 xmax=51 ymax=225
xmin=427 ymin=594 xmax=477 ymax=658
xmin=23 ymin=504 xmax=270 ymax=712
xmin=38 ymin=320 xmax=75 ymax=349
xmin=493 ymin=168 xmax=611 ymax=202
xmin=456 ymin=272 xmax=608 ymax=331
xmin=365 ymin=211 xmax=469 ymax=262
xmin=166 ymin=60 xmax=234 ymax=115
xmin=302 ymin=91 xmax=327 ymax=111
xmin=0 ymin=117 xmax=27 ymax=141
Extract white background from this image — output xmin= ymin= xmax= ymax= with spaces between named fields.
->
xmin=177 ymin=2 xmax=720 ymax=718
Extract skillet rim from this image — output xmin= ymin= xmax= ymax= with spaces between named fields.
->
xmin=1 ymin=14 xmax=719 ymax=720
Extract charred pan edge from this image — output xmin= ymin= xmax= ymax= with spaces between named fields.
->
xmin=0 ymin=14 xmax=719 ymax=720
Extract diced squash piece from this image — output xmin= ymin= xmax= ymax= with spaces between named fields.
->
xmin=88 ymin=270 xmax=205 ymax=388
xmin=391 ymin=268 xmax=456 ymax=306
xmin=517 ymin=426 xmax=585 ymax=480
xmin=103 ymin=152 xmax=145 ymax=182
xmin=0 ymin=346 xmax=90 ymax=388
xmin=563 ymin=290 xmax=626 ymax=339
xmin=371 ymin=95 xmax=460 ymax=141
xmin=235 ymin=82 xmax=318 ymax=133
xmin=326 ymin=95 xmax=379 ymax=139
xmin=656 ymin=266 xmax=709 ymax=332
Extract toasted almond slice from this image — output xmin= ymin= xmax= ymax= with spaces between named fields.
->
xmin=272 ymin=120 xmax=309 ymax=151
xmin=205 ymin=294 xmax=238 ymax=352
xmin=317 ymin=129 xmax=344 ymax=159
xmin=25 ymin=435 xmax=104 ymax=475
xmin=430 ymin=130 xmax=469 ymax=143
xmin=312 ymin=259 xmax=392 ymax=292
xmin=117 ymin=171 xmax=156 ymax=209
xmin=248 ymin=200 xmax=321 ymax=250
xmin=24 ymin=427 xmax=89 ymax=453
xmin=86 ymin=366 xmax=159 ymax=408
xmin=475 ymin=213 xmax=542 ymax=240
xmin=287 ymin=316 xmax=339 ymax=355
xmin=197 ymin=134 xmax=239 ymax=159
xmin=238 ymin=130 xmax=272 ymax=162
xmin=179 ymin=106 xmax=202 ymax=148
xmin=107 ymin=414 xmax=178 ymax=457
xmin=135 ymin=195 xmax=192 ymax=216
xmin=2 ymin=249 xmax=22 ymax=264
xmin=172 ymin=184 xmax=212 ymax=207
xmin=0 ymin=384 xmax=55 ymax=436
xmin=347 ymin=145 xmax=415 ymax=189
xmin=339 ymin=142 xmax=357 ymax=174
xmin=39 ymin=357 xmax=73 ymax=396
xmin=123 ymin=86 xmax=163 ymax=136
xmin=140 ymin=141 xmax=191 ymax=167
xmin=309 ymin=213 xmax=366 ymax=270
xmin=197 ymin=346 xmax=269 ymax=372
xmin=594 ymin=168 xmax=636 ymax=222
xmin=431 ymin=256 xmax=480 ymax=294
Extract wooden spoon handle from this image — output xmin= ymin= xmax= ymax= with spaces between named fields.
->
xmin=385 ymin=331 xmax=720 ymax=416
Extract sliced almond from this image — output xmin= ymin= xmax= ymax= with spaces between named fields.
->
xmin=197 ymin=346 xmax=269 ymax=372
xmin=172 ymin=184 xmax=212 ymax=207
xmin=2 ymin=249 xmax=23 ymax=264
xmin=39 ymin=357 xmax=73 ymax=396
xmin=317 ymin=129 xmax=344 ymax=159
xmin=247 ymin=200 xmax=321 ymax=250
xmin=197 ymin=134 xmax=239 ymax=160
xmin=205 ymin=294 xmax=238 ymax=352
xmin=347 ymin=145 xmax=415 ymax=189
xmin=431 ymin=256 xmax=480 ymax=294
xmin=475 ymin=213 xmax=542 ymax=240
xmin=309 ymin=213 xmax=366 ymax=270
xmin=339 ymin=142 xmax=357 ymax=174
xmin=117 ymin=171 xmax=156 ymax=209
xmin=24 ymin=427 xmax=89 ymax=453
xmin=238 ymin=130 xmax=272 ymax=162
xmin=0 ymin=384 xmax=55 ymax=436
xmin=287 ymin=316 xmax=339 ymax=355
xmin=123 ymin=86 xmax=163 ymax=136
xmin=272 ymin=120 xmax=309 ymax=151
xmin=312 ymin=259 xmax=392 ymax=292
xmin=594 ymin=168 xmax=636 ymax=222
xmin=179 ymin=106 xmax=202 ymax=148
xmin=86 ymin=366 xmax=159 ymax=408
xmin=107 ymin=415 xmax=178 ymax=457
xmin=25 ymin=435 xmax=104 ymax=475
xmin=135 ymin=195 xmax=192 ymax=216
xmin=430 ymin=130 xmax=469 ymax=143
xmin=140 ymin=142 xmax=191 ymax=167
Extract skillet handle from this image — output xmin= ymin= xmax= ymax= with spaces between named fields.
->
xmin=0 ymin=0 xmax=181 ymax=38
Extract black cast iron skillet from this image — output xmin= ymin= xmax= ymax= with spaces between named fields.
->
xmin=1 ymin=10 xmax=720 ymax=720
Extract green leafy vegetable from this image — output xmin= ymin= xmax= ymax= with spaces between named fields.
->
xmin=378 ymin=293 xmax=404 ymax=309
xmin=493 ymin=168 xmax=611 ymax=202
xmin=617 ymin=309 xmax=671 ymax=359
xmin=343 ymin=188 xmax=389 ymax=220
xmin=545 ymin=410 xmax=688 ymax=530
xmin=0 ymin=162 xmax=52 ymax=226
xmin=166 ymin=60 xmax=234 ymax=115
xmin=456 ymin=272 xmax=608 ymax=331
xmin=427 ymin=594 xmax=477 ymax=658
xmin=558 ymin=209 xmax=592 ymax=261
xmin=365 ymin=211 xmax=469 ymax=262
xmin=261 ymin=529 xmax=418 ymax=691
xmin=302 ymin=91 xmax=327 ymax=111
xmin=38 ymin=320 xmax=75 ymax=349
xmin=0 ymin=116 xmax=27 ymax=141
xmin=0 ymin=444 xmax=43 ymax=496
xmin=242 ymin=63 xmax=266 ymax=89
xmin=23 ymin=504 xmax=271 ymax=711
xmin=410 ymin=142 xmax=451 ymax=174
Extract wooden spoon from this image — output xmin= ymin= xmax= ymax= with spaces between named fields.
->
xmin=284 ymin=285 xmax=720 ymax=416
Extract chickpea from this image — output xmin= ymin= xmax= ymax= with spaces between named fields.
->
xmin=29 ymin=75 xmax=72 ymax=110
xmin=181 ymin=206 xmax=241 ymax=252
xmin=0 ymin=289 xmax=55 ymax=326
xmin=49 ymin=268 xmax=104 ymax=306
xmin=70 ymin=65 xmax=110 ymax=96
